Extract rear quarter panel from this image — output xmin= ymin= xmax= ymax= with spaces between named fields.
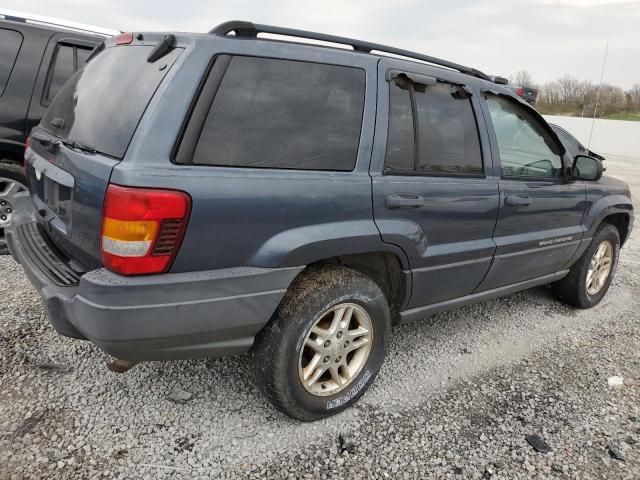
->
xmin=111 ymin=37 xmax=402 ymax=272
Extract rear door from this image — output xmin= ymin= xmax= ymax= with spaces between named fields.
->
xmin=371 ymin=59 xmax=500 ymax=308
xmin=476 ymin=93 xmax=586 ymax=290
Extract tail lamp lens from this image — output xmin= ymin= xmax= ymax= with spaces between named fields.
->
xmin=24 ymin=137 xmax=31 ymax=179
xmin=101 ymin=184 xmax=191 ymax=275
xmin=517 ymin=87 xmax=524 ymax=96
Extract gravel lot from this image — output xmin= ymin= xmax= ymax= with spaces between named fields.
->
xmin=1 ymin=155 xmax=639 ymax=479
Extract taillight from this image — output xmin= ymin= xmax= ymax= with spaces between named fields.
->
xmin=101 ymin=184 xmax=191 ymax=275
xmin=517 ymin=87 xmax=524 ymax=97
xmin=115 ymin=32 xmax=133 ymax=45
xmin=24 ymin=137 xmax=30 ymax=178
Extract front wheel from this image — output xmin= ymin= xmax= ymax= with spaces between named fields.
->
xmin=552 ymin=223 xmax=620 ymax=308
xmin=251 ymin=265 xmax=390 ymax=421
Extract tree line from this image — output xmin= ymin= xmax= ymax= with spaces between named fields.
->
xmin=510 ymin=70 xmax=640 ymax=118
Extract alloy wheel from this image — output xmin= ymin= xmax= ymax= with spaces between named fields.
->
xmin=0 ymin=177 xmax=28 ymax=247
xmin=586 ymin=240 xmax=613 ymax=296
xmin=298 ymin=303 xmax=373 ymax=396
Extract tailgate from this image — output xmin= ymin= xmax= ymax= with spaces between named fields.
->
xmin=25 ymin=41 xmax=183 ymax=268
xmin=25 ymin=138 xmax=117 ymax=269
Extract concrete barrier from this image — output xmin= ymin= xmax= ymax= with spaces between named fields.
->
xmin=543 ymin=115 xmax=640 ymax=159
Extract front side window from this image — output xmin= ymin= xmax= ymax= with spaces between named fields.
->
xmin=192 ymin=56 xmax=366 ymax=171
xmin=552 ymin=125 xmax=585 ymax=159
xmin=384 ymin=77 xmax=483 ymax=176
xmin=0 ymin=28 xmax=23 ymax=97
xmin=486 ymin=94 xmax=564 ymax=178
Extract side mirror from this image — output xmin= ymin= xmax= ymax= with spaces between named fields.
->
xmin=572 ymin=155 xmax=603 ymax=181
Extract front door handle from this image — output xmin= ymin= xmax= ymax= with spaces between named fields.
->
xmin=386 ymin=194 xmax=425 ymax=209
xmin=505 ymin=194 xmax=532 ymax=206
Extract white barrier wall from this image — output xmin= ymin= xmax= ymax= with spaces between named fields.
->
xmin=543 ymin=115 xmax=640 ymax=159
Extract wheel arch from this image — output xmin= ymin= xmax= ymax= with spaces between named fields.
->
xmin=289 ymin=252 xmax=410 ymax=325
xmin=0 ymin=137 xmax=27 ymax=163
xmin=584 ymin=195 xmax=633 ymax=246
xmin=601 ymin=212 xmax=632 ymax=246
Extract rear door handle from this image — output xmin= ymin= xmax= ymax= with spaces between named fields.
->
xmin=505 ymin=194 xmax=532 ymax=206
xmin=386 ymin=194 xmax=425 ymax=209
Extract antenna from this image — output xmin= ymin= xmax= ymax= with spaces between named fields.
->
xmin=588 ymin=41 xmax=609 ymax=149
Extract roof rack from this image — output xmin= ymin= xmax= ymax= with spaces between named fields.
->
xmin=0 ymin=9 xmax=119 ymax=37
xmin=210 ymin=21 xmax=492 ymax=82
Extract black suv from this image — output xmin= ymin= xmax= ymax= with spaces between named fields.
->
xmin=7 ymin=21 xmax=634 ymax=421
xmin=0 ymin=11 xmax=116 ymax=253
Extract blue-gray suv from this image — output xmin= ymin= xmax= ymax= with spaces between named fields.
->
xmin=7 ymin=21 xmax=634 ymax=420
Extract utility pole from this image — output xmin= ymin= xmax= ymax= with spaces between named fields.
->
xmin=588 ymin=41 xmax=609 ymax=150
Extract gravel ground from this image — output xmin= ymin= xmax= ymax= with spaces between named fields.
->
xmin=1 ymin=155 xmax=639 ymax=479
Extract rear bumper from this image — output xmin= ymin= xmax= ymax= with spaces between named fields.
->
xmin=7 ymin=193 xmax=303 ymax=361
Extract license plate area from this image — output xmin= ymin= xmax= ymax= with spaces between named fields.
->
xmin=29 ymin=155 xmax=75 ymax=228
xmin=42 ymin=176 xmax=72 ymax=224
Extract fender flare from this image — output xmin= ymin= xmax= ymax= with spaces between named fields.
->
xmin=248 ymin=219 xmax=410 ymax=270
xmin=583 ymin=194 xmax=633 ymax=239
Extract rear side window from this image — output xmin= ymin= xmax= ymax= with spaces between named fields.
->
xmin=415 ymin=84 xmax=482 ymax=175
xmin=43 ymin=43 xmax=95 ymax=105
xmin=42 ymin=46 xmax=182 ymax=158
xmin=384 ymin=77 xmax=483 ymax=176
xmin=0 ymin=29 xmax=23 ymax=97
xmin=191 ymin=56 xmax=365 ymax=171
xmin=385 ymin=77 xmax=415 ymax=172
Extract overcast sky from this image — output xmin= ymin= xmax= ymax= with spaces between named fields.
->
xmin=5 ymin=0 xmax=640 ymax=89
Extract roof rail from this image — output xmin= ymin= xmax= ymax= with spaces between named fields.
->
xmin=210 ymin=20 xmax=492 ymax=82
xmin=0 ymin=9 xmax=119 ymax=37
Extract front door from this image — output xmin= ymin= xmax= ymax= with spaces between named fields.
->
xmin=371 ymin=60 xmax=500 ymax=308
xmin=477 ymin=93 xmax=586 ymax=290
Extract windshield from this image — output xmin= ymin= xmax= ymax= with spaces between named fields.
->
xmin=41 ymin=45 xmax=182 ymax=158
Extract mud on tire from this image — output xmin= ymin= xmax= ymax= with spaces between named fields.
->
xmin=251 ymin=264 xmax=391 ymax=421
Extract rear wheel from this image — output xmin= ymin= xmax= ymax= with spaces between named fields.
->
xmin=0 ymin=160 xmax=27 ymax=255
xmin=552 ymin=223 xmax=620 ymax=308
xmin=251 ymin=265 xmax=390 ymax=421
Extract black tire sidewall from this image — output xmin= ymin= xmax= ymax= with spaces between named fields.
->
xmin=288 ymin=291 xmax=387 ymax=416
xmin=260 ymin=268 xmax=390 ymax=420
xmin=0 ymin=160 xmax=26 ymax=185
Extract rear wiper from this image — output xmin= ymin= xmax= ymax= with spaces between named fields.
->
xmin=147 ymin=34 xmax=176 ymax=63
xmin=62 ymin=139 xmax=96 ymax=154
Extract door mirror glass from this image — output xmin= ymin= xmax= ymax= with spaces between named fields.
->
xmin=572 ymin=155 xmax=603 ymax=181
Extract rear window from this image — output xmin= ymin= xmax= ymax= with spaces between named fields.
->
xmin=41 ymin=45 xmax=182 ymax=158
xmin=0 ymin=28 xmax=23 ymax=97
xmin=191 ymin=56 xmax=365 ymax=171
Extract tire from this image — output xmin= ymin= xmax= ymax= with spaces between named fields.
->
xmin=0 ymin=160 xmax=28 ymax=255
xmin=251 ymin=264 xmax=391 ymax=421
xmin=552 ymin=223 xmax=620 ymax=308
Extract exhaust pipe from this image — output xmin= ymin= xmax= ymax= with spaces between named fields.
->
xmin=106 ymin=358 xmax=138 ymax=373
